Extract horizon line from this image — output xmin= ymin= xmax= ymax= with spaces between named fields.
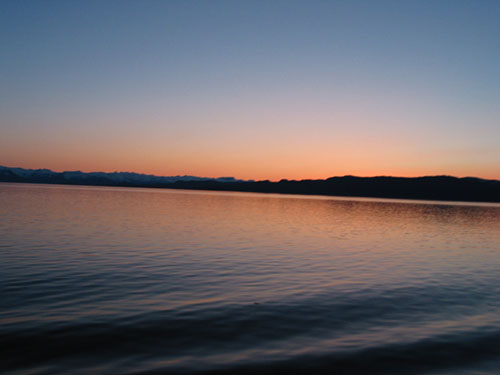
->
xmin=2 ymin=164 xmax=498 ymax=183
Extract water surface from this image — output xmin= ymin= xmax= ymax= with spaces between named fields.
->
xmin=1 ymin=183 xmax=500 ymax=374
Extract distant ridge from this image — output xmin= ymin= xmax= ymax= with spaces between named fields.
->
xmin=0 ymin=166 xmax=246 ymax=185
xmin=1 ymin=165 xmax=499 ymax=203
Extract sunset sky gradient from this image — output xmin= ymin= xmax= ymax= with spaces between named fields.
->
xmin=1 ymin=0 xmax=499 ymax=180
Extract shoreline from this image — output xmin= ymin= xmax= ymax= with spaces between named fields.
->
xmin=2 ymin=178 xmax=500 ymax=205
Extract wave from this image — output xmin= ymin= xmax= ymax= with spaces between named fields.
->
xmin=2 ymin=287 xmax=499 ymax=374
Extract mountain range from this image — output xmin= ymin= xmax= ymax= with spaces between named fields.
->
xmin=1 ymin=165 xmax=499 ymax=203
xmin=0 ymin=165 xmax=245 ymax=185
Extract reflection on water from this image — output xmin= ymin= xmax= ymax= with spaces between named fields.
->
xmin=1 ymin=183 xmax=500 ymax=374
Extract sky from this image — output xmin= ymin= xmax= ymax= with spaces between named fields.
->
xmin=1 ymin=0 xmax=499 ymax=181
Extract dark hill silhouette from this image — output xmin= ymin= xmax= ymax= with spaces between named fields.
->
xmin=1 ymin=165 xmax=499 ymax=203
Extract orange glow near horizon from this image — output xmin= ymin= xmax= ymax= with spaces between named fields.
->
xmin=2 ymin=68 xmax=499 ymax=182
xmin=2 ymin=147 xmax=499 ymax=182
xmin=2 ymin=114 xmax=499 ymax=181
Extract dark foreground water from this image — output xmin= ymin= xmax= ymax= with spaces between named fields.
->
xmin=1 ymin=183 xmax=500 ymax=375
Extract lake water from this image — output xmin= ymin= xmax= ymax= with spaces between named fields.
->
xmin=1 ymin=182 xmax=500 ymax=374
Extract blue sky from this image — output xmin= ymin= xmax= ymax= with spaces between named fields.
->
xmin=1 ymin=0 xmax=499 ymax=179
